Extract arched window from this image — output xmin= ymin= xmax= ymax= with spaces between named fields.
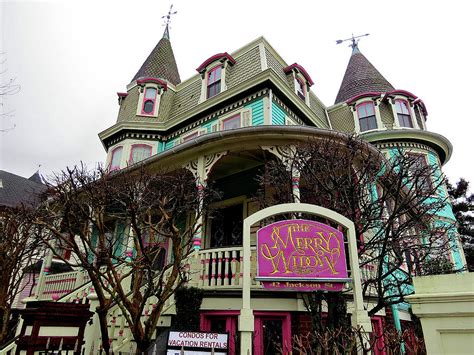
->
xmin=141 ymin=87 xmax=158 ymax=115
xmin=395 ymin=99 xmax=413 ymax=128
xmin=130 ymin=144 xmax=152 ymax=164
xmin=109 ymin=146 xmax=123 ymax=171
xmin=357 ymin=102 xmax=377 ymax=132
xmin=296 ymin=77 xmax=306 ymax=100
xmin=207 ymin=66 xmax=222 ymax=99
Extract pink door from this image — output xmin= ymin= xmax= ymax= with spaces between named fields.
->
xmin=254 ymin=312 xmax=291 ymax=355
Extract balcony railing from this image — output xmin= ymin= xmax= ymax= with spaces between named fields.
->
xmin=197 ymin=246 xmax=262 ymax=289
xmin=37 ymin=270 xmax=90 ymax=301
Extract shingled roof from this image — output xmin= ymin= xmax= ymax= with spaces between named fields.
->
xmin=334 ymin=46 xmax=394 ymax=104
xmin=131 ymin=26 xmax=181 ymax=85
xmin=0 ymin=170 xmax=46 ymax=208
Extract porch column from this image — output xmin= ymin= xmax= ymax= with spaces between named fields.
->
xmin=240 ymin=216 xmax=254 ymax=355
xmin=184 ymin=152 xmax=227 ymax=250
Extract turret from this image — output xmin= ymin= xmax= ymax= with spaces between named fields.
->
xmin=100 ymin=24 xmax=181 ymax=171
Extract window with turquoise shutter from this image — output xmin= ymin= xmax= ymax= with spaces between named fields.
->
xmin=113 ymin=222 xmax=127 ymax=262
xmin=88 ymin=226 xmax=98 ymax=264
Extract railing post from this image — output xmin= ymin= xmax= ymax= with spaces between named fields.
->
xmin=83 ymin=292 xmax=101 ymax=354
xmin=34 ymin=246 xmax=54 ymax=299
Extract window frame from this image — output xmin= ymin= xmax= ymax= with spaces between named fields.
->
xmin=356 ymin=101 xmax=378 ymax=132
xmin=395 ymin=99 xmax=413 ymax=128
xmin=141 ymin=87 xmax=158 ymax=115
xmin=206 ymin=65 xmax=222 ymax=99
xmin=129 ymin=144 xmax=152 ymax=164
xmin=221 ymin=114 xmax=242 ymax=130
xmin=109 ymin=146 xmax=123 ymax=171
xmin=295 ymin=77 xmax=306 ymax=101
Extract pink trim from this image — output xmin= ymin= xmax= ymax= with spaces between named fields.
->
xmin=196 ymin=52 xmax=236 ymax=72
xmin=414 ymin=98 xmax=428 ymax=117
xmin=117 ymin=92 xmax=128 ymax=98
xmin=221 ymin=114 xmax=241 ymax=130
xmin=129 ymin=144 xmax=152 ymax=164
xmin=283 ymin=63 xmax=314 ymax=86
xmin=141 ymin=87 xmax=158 ymax=115
xmin=200 ymin=311 xmax=239 ymax=354
xmin=394 ymin=98 xmax=413 ymax=127
xmin=254 ymin=312 xmax=291 ymax=355
xmin=371 ymin=316 xmax=386 ymax=355
xmin=296 ymin=76 xmax=306 ymax=99
xmin=383 ymin=89 xmax=418 ymax=101
xmin=109 ymin=146 xmax=123 ymax=171
xmin=345 ymin=91 xmax=381 ymax=104
xmin=136 ymin=77 xmax=168 ymax=90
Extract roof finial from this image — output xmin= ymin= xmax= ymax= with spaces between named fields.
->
xmin=162 ymin=4 xmax=177 ymax=40
xmin=336 ymin=33 xmax=370 ymax=53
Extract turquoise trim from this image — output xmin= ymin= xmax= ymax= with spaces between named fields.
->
xmin=202 ymin=118 xmax=218 ymax=132
xmin=272 ymin=102 xmax=286 ymax=125
xmin=391 ymin=305 xmax=406 ymax=354
xmin=158 ymin=141 xmax=165 ymax=153
xmin=164 ymin=138 xmax=177 ymax=151
xmin=245 ymin=98 xmax=264 ymax=126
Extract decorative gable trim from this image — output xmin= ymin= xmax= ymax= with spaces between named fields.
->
xmin=414 ymin=98 xmax=428 ymax=117
xmin=196 ymin=52 xmax=236 ymax=73
xmin=382 ymin=89 xmax=417 ymax=101
xmin=136 ymin=77 xmax=168 ymax=91
xmin=345 ymin=92 xmax=381 ymax=105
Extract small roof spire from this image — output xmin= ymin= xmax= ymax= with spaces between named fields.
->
xmin=131 ymin=4 xmax=180 ymax=85
xmin=163 ymin=24 xmax=170 ymax=40
xmin=336 ymin=33 xmax=369 ymax=54
xmin=161 ymin=4 xmax=177 ymax=40
xmin=334 ymin=34 xmax=394 ymax=104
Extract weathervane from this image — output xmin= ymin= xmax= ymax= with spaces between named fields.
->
xmin=336 ymin=33 xmax=370 ymax=49
xmin=162 ymin=4 xmax=177 ymax=27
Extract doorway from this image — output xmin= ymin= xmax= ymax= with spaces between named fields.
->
xmin=254 ymin=312 xmax=291 ymax=355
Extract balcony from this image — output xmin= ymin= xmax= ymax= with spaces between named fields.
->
xmin=36 ymin=270 xmax=91 ymax=301
xmin=196 ymin=246 xmax=262 ymax=289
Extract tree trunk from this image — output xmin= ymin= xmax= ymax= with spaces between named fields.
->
xmin=96 ymin=307 xmax=111 ymax=354
xmin=0 ymin=307 xmax=10 ymax=347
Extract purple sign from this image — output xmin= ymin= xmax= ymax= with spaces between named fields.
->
xmin=256 ymin=219 xmax=349 ymax=291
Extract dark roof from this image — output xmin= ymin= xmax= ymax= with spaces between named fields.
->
xmin=0 ymin=170 xmax=46 ymax=208
xmin=131 ymin=27 xmax=181 ymax=85
xmin=335 ymin=46 xmax=394 ymax=104
xmin=28 ymin=170 xmax=45 ymax=184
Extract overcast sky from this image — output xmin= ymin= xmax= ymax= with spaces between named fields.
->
xmin=1 ymin=0 xmax=473 ymax=187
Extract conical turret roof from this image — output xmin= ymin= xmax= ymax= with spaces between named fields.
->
xmin=334 ymin=46 xmax=394 ymax=104
xmin=131 ymin=26 xmax=181 ymax=85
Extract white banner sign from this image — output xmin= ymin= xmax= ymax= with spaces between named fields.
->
xmin=166 ymin=331 xmax=229 ymax=355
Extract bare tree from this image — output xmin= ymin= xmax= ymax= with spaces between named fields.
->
xmin=0 ymin=205 xmax=45 ymax=346
xmin=258 ymin=135 xmax=456 ymax=317
xmin=34 ymin=164 xmax=210 ymax=353
xmin=0 ymin=53 xmax=20 ymax=132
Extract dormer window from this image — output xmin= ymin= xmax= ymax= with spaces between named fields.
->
xmin=196 ymin=53 xmax=236 ymax=103
xmin=109 ymin=146 xmax=123 ymax=171
xmin=395 ymin=99 xmax=413 ymax=128
xmin=283 ymin=63 xmax=314 ymax=106
xmin=207 ymin=66 xmax=222 ymax=99
xmin=296 ymin=77 xmax=306 ymax=100
xmin=130 ymin=144 xmax=152 ymax=164
xmin=357 ymin=102 xmax=377 ymax=132
xmin=136 ymin=78 xmax=167 ymax=117
xmin=142 ymin=87 xmax=157 ymax=114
